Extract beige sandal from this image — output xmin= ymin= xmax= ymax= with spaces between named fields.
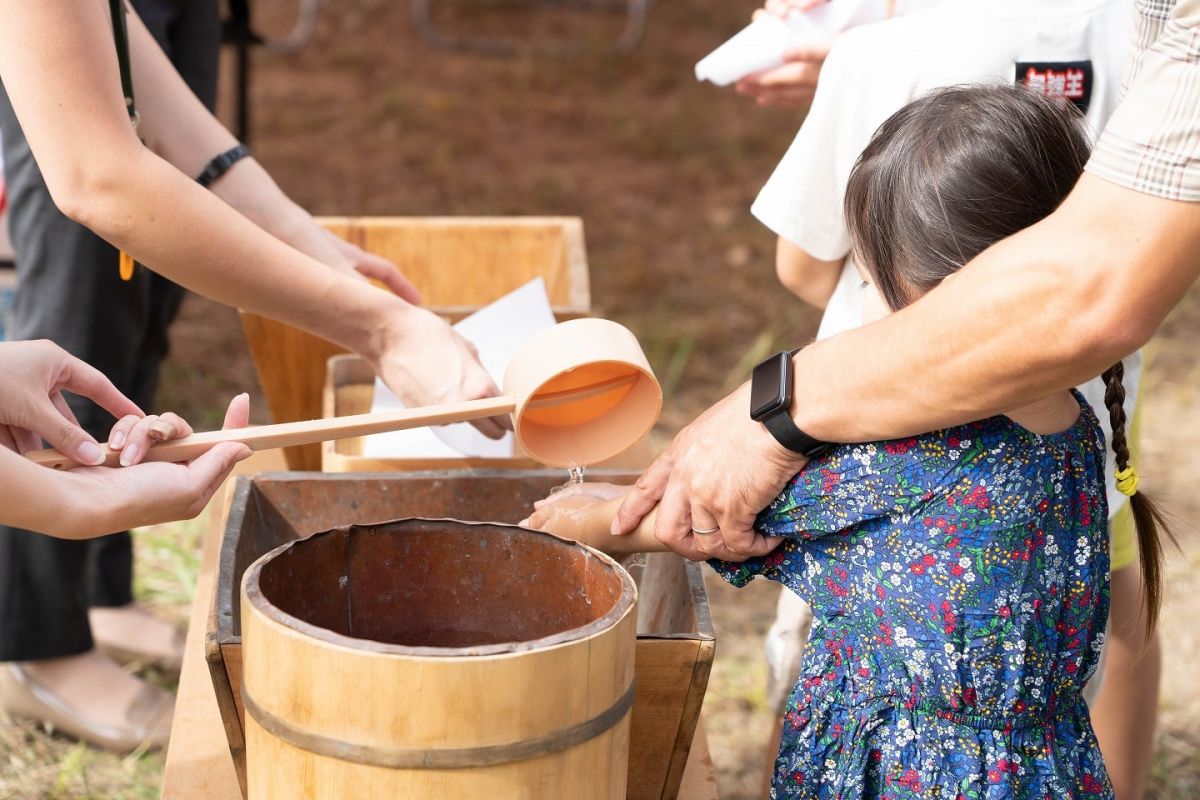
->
xmin=92 ymin=627 xmax=185 ymax=677
xmin=0 ymin=662 xmax=173 ymax=752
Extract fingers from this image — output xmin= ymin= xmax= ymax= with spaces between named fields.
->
xmin=184 ymin=442 xmax=253 ymax=517
xmin=761 ymin=0 xmax=824 ymax=19
xmin=0 ymin=426 xmax=16 ymax=453
xmin=520 ymin=504 xmax=563 ymax=530
xmin=654 ymin=478 xmax=705 ymax=559
xmin=753 ymin=88 xmax=817 ymax=109
xmin=612 ymin=453 xmax=673 ymax=535
xmin=117 ymin=412 xmax=194 ymax=467
xmin=746 ymin=61 xmax=818 ymax=89
xmin=222 ymin=393 xmax=251 ymax=430
xmin=56 ymin=351 xmax=143 ymax=422
xmin=533 ymin=482 xmax=629 ymax=509
xmin=470 ymin=414 xmax=510 ymax=440
xmin=50 ymin=392 xmax=81 ymax=430
xmin=781 ymin=44 xmax=830 ymax=64
xmin=763 ymin=0 xmax=792 ymax=18
xmin=520 ymin=495 xmax=601 ymax=539
xmin=464 ymin=376 xmax=511 ymax=439
xmin=24 ymin=395 xmax=105 ymax=466
xmin=12 ymin=426 xmax=41 ymax=456
xmin=354 ymin=259 xmax=424 ymax=306
xmin=148 ymin=412 xmax=193 ymax=442
xmin=108 ymin=414 xmax=142 ymax=450
xmin=711 ymin=515 xmax=784 ymax=561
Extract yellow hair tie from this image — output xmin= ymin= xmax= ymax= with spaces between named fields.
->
xmin=119 ymin=250 xmax=135 ymax=281
xmin=1115 ymin=465 xmax=1140 ymax=497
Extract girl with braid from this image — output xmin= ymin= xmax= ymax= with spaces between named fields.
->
xmin=527 ymin=83 xmax=1175 ymax=798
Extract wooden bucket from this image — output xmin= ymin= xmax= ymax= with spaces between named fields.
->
xmin=240 ymin=519 xmax=638 ymax=799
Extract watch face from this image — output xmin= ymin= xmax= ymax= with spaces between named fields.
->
xmin=750 ymin=353 xmax=791 ymax=420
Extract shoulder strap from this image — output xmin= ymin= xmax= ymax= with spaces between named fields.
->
xmin=108 ymin=0 xmax=138 ymax=127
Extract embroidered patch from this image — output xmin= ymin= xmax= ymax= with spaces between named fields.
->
xmin=1014 ymin=60 xmax=1093 ymax=112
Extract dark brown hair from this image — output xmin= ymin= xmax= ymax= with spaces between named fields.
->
xmin=844 ymin=83 xmax=1173 ymax=635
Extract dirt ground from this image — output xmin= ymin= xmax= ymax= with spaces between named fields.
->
xmin=1 ymin=1 xmax=1197 ymax=797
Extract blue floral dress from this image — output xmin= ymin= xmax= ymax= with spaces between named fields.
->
xmin=712 ymin=397 xmax=1112 ymax=800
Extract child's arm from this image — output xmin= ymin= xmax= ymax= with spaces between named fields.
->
xmin=776 ymin=238 xmax=845 ymax=309
xmin=521 ymin=485 xmax=670 ymax=555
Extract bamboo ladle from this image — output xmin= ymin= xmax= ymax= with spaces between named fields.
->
xmin=27 ymin=318 xmax=662 ymax=471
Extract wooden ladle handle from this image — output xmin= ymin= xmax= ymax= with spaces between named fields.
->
xmin=26 ymin=395 xmax=518 ymax=470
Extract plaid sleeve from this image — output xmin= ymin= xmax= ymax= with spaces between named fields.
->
xmin=1086 ymin=0 xmax=1200 ymax=200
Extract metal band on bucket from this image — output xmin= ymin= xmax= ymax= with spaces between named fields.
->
xmin=242 ymin=680 xmax=636 ymax=769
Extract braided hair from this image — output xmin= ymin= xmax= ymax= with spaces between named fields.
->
xmin=1101 ymin=362 xmax=1175 ymax=637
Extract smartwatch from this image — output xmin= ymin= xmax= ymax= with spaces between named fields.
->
xmin=749 ymin=351 xmax=834 ymax=458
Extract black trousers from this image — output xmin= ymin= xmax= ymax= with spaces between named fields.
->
xmin=0 ymin=0 xmax=220 ymax=661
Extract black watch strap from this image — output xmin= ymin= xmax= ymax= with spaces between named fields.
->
xmin=762 ymin=410 xmax=834 ymax=459
xmin=196 ymin=144 xmax=251 ymax=188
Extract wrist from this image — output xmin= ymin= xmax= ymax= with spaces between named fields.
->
xmin=343 ymin=283 xmax=407 ymax=363
xmin=735 ymin=381 xmax=807 ymax=469
xmin=786 ymin=346 xmax=835 ymax=443
xmin=54 ymin=470 xmax=122 ymax=539
xmin=750 ymin=351 xmax=833 ymax=458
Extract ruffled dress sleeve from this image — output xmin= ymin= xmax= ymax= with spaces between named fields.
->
xmin=709 ymin=437 xmax=937 ymax=587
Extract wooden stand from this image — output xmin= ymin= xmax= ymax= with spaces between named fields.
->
xmin=160 ymin=451 xmax=719 ymax=800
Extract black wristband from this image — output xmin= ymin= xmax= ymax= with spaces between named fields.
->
xmin=763 ymin=411 xmax=834 ymax=459
xmin=196 ymin=144 xmax=251 ymax=188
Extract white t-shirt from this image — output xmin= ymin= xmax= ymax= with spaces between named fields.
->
xmin=755 ymin=0 xmax=1139 ymax=518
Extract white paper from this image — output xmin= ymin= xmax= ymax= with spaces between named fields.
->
xmin=695 ymin=0 xmax=938 ymax=87
xmin=363 ymin=278 xmax=557 ymax=459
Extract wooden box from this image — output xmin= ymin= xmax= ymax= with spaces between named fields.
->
xmin=322 ymin=354 xmax=653 ymax=473
xmin=207 ymin=472 xmax=714 ymax=800
xmin=241 ymin=216 xmax=590 ymax=470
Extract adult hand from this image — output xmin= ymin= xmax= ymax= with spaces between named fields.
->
xmin=736 ymin=1 xmax=830 ymax=109
xmin=0 ymin=340 xmax=142 ymax=465
xmin=64 ymin=393 xmax=252 ymax=536
xmin=373 ymin=307 xmax=511 ymax=439
xmin=736 ymin=46 xmax=829 ymax=109
xmin=612 ymin=382 xmax=801 ymax=561
xmin=323 ymin=229 xmax=424 ymax=306
xmin=757 ymin=0 xmax=827 ymax=20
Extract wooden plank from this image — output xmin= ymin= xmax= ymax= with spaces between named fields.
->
xmin=676 ymin=720 xmax=719 ymax=800
xmin=628 ymin=639 xmax=703 ymax=800
xmin=662 ymin=638 xmax=715 ymax=799
xmin=161 ymin=450 xmax=286 ymax=800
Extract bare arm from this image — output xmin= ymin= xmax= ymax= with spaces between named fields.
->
xmin=0 ymin=0 xmax=495 ymax=427
xmin=614 ymin=173 xmax=1200 ymax=561
xmin=124 ymin=13 xmax=418 ymax=296
xmin=775 ymin=238 xmax=844 ymax=308
xmin=791 ymin=173 xmax=1200 ymax=439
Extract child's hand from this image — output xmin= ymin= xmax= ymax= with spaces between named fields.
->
xmin=522 ymin=493 xmax=608 ymax=540
xmin=521 ymin=482 xmax=631 ymax=537
xmin=532 ymin=481 xmax=631 ymax=510
xmin=522 ymin=483 xmax=668 ymax=556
